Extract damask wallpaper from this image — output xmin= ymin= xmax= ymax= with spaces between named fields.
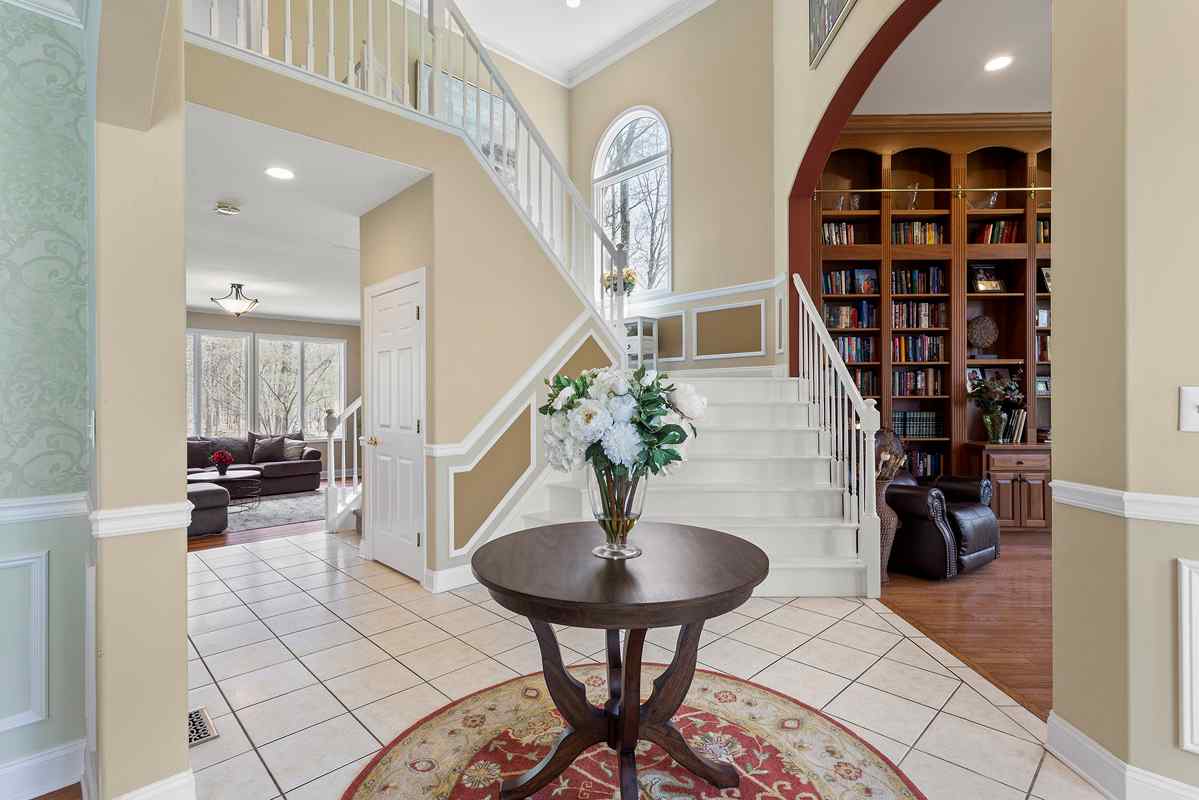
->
xmin=0 ymin=3 xmax=89 ymax=497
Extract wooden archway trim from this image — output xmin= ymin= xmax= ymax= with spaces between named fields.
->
xmin=787 ymin=0 xmax=941 ymax=377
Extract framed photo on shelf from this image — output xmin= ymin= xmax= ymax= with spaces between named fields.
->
xmin=971 ymin=266 xmax=1007 ymax=293
xmin=1039 ymin=266 xmax=1053 ymax=292
xmin=982 ymin=367 xmax=1012 ymax=384
xmin=1036 ymin=376 xmax=1052 ymax=396
xmin=966 ymin=368 xmax=984 ymax=391
xmin=1037 ymin=307 xmax=1051 ymax=327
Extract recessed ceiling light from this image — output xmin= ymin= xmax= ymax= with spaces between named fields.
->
xmin=984 ymin=55 xmax=1013 ymax=72
xmin=213 ymin=201 xmax=241 ymax=216
xmin=265 ymin=166 xmax=295 ymax=180
xmin=566 ymin=0 xmax=581 ymax=8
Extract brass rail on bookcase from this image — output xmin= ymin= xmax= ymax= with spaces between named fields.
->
xmin=812 ymin=186 xmax=1052 ymax=193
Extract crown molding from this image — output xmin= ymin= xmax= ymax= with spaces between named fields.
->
xmin=567 ymin=0 xmax=717 ymax=87
xmin=0 ymin=0 xmax=85 ymax=27
xmin=478 ymin=37 xmax=571 ymax=88
xmin=844 ymin=112 xmax=1052 ymax=134
xmin=1051 ymin=480 xmax=1199 ymax=527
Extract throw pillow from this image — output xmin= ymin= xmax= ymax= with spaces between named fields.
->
xmin=252 ymin=435 xmax=286 ymax=463
xmin=187 ymin=439 xmax=212 ymax=469
xmin=249 ymin=430 xmax=302 ymax=454
xmin=283 ymin=438 xmax=306 ymax=460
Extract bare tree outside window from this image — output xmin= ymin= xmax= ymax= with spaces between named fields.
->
xmin=595 ymin=112 xmax=672 ymax=296
xmin=257 ymin=338 xmax=301 ymax=435
xmin=196 ymin=333 xmax=249 ymax=437
xmin=302 ymin=341 xmax=343 ymax=436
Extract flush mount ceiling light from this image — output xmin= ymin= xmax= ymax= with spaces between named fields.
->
xmin=213 ymin=201 xmax=241 ymax=216
xmin=984 ymin=54 xmax=1013 ymax=72
xmin=210 ymin=283 xmax=259 ymax=317
xmin=264 ymin=166 xmax=295 ymax=180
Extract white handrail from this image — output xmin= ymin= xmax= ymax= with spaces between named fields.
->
xmin=190 ymin=0 xmax=628 ymax=347
xmin=792 ymin=274 xmax=882 ymax=596
xmin=325 ymin=397 xmax=363 ymax=533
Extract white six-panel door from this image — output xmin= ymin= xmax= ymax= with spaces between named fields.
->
xmin=364 ymin=272 xmax=425 ymax=579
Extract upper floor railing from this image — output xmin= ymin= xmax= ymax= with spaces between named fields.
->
xmin=188 ymin=0 xmax=628 ymax=339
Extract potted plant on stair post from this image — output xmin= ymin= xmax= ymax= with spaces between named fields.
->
xmin=540 ymin=365 xmax=706 ymax=560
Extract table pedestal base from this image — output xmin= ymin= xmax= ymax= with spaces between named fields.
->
xmin=501 ymin=620 xmax=739 ymax=800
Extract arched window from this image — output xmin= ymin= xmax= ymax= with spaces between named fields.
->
xmin=593 ymin=108 xmax=672 ymax=297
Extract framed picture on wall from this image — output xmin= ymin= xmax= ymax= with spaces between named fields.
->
xmin=810 ymin=0 xmax=861 ymax=68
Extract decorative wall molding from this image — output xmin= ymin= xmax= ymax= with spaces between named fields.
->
xmin=0 ymin=551 xmax=48 ymax=735
xmin=0 ymin=492 xmax=89 ymax=524
xmin=447 ymin=398 xmax=538 ymax=559
xmin=1048 ymin=712 xmax=1199 ymax=800
xmin=569 ymin=0 xmax=718 ymax=87
xmin=0 ymin=738 xmax=85 ymax=800
xmin=1181 ymin=559 xmax=1199 ymax=756
xmin=89 ymin=501 xmax=194 ymax=538
xmin=112 ymin=769 xmax=196 ymax=800
xmin=1051 ymin=480 xmax=1199 ymax=526
xmin=656 ymin=310 xmax=686 ymax=363
xmin=426 ymin=312 xmax=591 ymax=458
xmin=692 ymin=299 xmax=768 ymax=361
xmin=0 ymin=0 xmax=85 ymax=28
xmin=627 ymin=275 xmax=785 ymax=315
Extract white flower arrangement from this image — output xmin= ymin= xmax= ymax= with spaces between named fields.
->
xmin=539 ymin=365 xmax=706 ymax=478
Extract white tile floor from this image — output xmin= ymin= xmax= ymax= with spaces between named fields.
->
xmin=186 ymin=533 xmax=1100 ymax=800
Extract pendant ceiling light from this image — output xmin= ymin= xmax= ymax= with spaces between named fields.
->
xmin=210 ymin=283 xmax=259 ymax=317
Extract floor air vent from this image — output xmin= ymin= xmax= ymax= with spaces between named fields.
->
xmin=188 ymin=707 xmax=219 ymax=747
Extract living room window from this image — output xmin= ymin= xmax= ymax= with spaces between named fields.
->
xmin=186 ymin=330 xmax=346 ymax=439
xmin=593 ymin=107 xmax=672 ymax=298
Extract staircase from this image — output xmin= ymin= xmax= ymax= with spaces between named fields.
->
xmin=324 ymin=398 xmax=363 ymax=533
xmin=524 ymin=372 xmax=875 ymax=596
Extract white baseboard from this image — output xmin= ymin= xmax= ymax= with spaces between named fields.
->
xmin=113 ymin=769 xmax=196 ymax=800
xmin=422 ymin=563 xmax=476 ymax=594
xmin=0 ymin=739 xmax=84 ymax=800
xmin=1048 ymin=712 xmax=1199 ymax=800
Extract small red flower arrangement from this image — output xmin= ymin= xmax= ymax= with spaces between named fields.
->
xmin=210 ymin=449 xmax=234 ymax=476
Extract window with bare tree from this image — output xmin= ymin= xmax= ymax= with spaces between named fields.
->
xmin=594 ymin=108 xmax=672 ymax=297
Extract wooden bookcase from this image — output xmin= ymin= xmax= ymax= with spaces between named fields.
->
xmin=811 ymin=114 xmax=1051 ymax=478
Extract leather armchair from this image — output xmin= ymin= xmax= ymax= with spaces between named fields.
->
xmin=886 ymin=473 xmax=1001 ymax=579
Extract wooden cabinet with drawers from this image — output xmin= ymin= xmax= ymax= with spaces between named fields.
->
xmin=964 ymin=443 xmax=1052 ymax=533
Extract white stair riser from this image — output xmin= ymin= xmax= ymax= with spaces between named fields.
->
xmin=703 ymin=402 xmax=812 ymax=428
xmin=670 ymin=458 xmax=830 ymax=485
xmin=547 ymin=485 xmax=843 ymax=518
xmin=679 ymin=378 xmax=800 ymax=403
xmin=754 ymin=562 xmax=866 ymax=597
xmin=691 ymin=428 xmax=820 ymax=456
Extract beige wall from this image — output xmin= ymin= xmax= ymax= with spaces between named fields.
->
xmin=570 ymin=0 xmax=774 ymax=295
xmin=185 ymin=309 xmax=363 ymax=427
xmin=452 ymin=408 xmax=531 ymax=550
xmin=94 ymin=0 xmax=190 ymax=796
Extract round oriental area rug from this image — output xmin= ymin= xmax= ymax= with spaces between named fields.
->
xmin=343 ymin=663 xmax=925 ymax=800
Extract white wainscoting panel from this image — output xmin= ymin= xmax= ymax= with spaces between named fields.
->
xmin=1181 ymin=559 xmax=1199 ymax=755
xmin=0 ymin=551 xmax=48 ymax=734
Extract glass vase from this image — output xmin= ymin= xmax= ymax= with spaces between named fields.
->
xmin=982 ymin=411 xmax=1007 ymax=443
xmin=587 ymin=467 xmax=647 ymax=560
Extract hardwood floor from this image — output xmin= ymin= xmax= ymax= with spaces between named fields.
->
xmin=881 ymin=530 xmax=1052 ymax=720
xmin=187 ymin=517 xmax=326 ymax=552
xmin=36 ymin=785 xmax=81 ymax=800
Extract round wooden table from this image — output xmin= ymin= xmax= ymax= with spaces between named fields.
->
xmin=471 ymin=521 xmax=769 ymax=800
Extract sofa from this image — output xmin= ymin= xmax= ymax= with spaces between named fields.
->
xmin=187 ymin=432 xmax=323 ymax=496
xmin=886 ymin=473 xmax=1001 ymax=580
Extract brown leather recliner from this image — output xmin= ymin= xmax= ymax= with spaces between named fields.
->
xmin=886 ymin=473 xmax=1001 ymax=579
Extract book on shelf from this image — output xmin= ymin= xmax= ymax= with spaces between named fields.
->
xmin=824 ymin=301 xmax=878 ymax=329
xmin=851 ymin=368 xmax=879 ymax=397
xmin=973 ymin=220 xmax=1020 ymax=244
xmin=892 ymin=410 xmax=942 ymax=438
xmin=891 ymin=265 xmax=945 ymax=294
xmin=892 ymin=301 xmax=947 ymax=329
xmin=892 ymin=220 xmax=945 ymax=245
xmin=891 ymin=334 xmax=945 ymax=362
xmin=997 ymin=408 xmax=1028 ymax=443
xmin=822 ymin=221 xmax=859 ymax=246
xmin=906 ymin=448 xmax=944 ymax=478
xmin=1037 ymin=333 xmax=1051 ymax=362
xmin=892 ymin=367 xmax=944 ymax=396
xmin=1036 ymin=219 xmax=1051 ymax=244
xmin=835 ymin=335 xmax=876 ymax=363
xmin=822 ymin=268 xmax=879 ymax=295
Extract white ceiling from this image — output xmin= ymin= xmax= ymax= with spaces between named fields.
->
xmin=855 ymin=0 xmax=1050 ymax=115
xmin=456 ymin=0 xmax=713 ymax=87
xmin=186 ymin=104 xmax=428 ymax=324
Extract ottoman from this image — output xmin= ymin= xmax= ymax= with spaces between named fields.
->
xmin=188 ymin=482 xmax=230 ymax=537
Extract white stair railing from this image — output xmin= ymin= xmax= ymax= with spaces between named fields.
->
xmin=324 ymin=397 xmax=363 ymax=533
xmin=189 ymin=0 xmax=628 ymax=344
xmin=792 ymin=275 xmax=882 ymax=595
